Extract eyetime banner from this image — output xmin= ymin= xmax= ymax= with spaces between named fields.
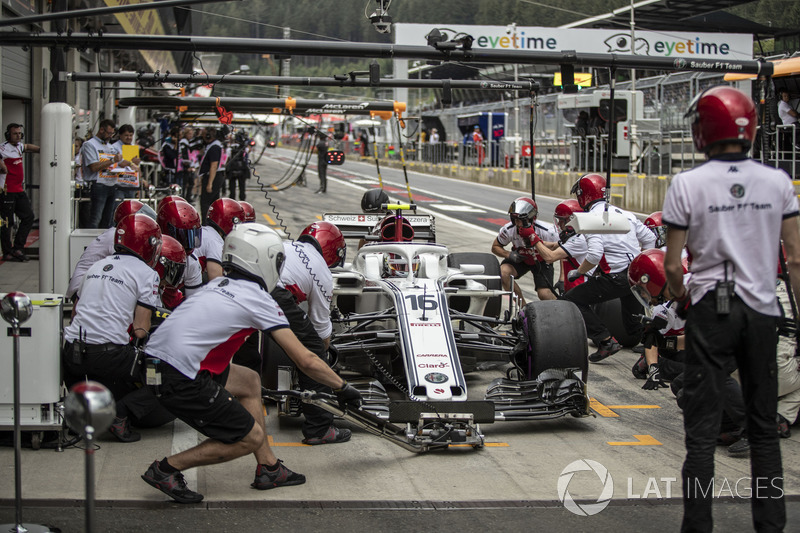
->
xmin=394 ymin=24 xmax=753 ymax=61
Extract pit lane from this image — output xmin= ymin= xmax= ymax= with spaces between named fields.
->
xmin=1 ymin=149 xmax=799 ymax=530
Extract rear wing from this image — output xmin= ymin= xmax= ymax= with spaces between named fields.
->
xmin=322 ymin=212 xmax=436 ymax=242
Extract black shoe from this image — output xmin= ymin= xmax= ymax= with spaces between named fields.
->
xmin=251 ymin=459 xmax=306 ymax=490
xmin=632 ymin=344 xmax=645 ymax=355
xmin=108 ymin=416 xmax=141 ymax=443
xmin=302 ymin=426 xmax=351 ymax=445
xmin=11 ymin=249 xmax=29 ymax=262
xmin=141 ymin=461 xmax=204 ymax=504
xmin=589 ymin=337 xmax=622 ymax=363
xmin=728 ymin=437 xmax=750 ymax=457
xmin=3 ymin=250 xmax=24 ymax=262
xmin=777 ymin=414 xmax=791 ymax=438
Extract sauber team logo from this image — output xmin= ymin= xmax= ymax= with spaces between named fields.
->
xmin=103 ymin=264 xmax=113 ymax=272
xmin=424 ymin=372 xmax=449 ymax=384
xmin=730 ymin=184 xmax=745 ymax=198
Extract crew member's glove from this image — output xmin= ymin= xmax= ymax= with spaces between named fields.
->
xmin=553 ymin=280 xmax=565 ymax=296
xmin=507 ymin=250 xmax=522 ymax=263
xmin=567 ymin=270 xmax=583 ymax=283
xmin=518 ymin=226 xmax=541 ymax=246
xmin=674 ymin=288 xmax=691 ymax=319
xmin=333 ymin=381 xmax=363 ymax=410
xmin=642 ymin=364 xmax=668 ymax=390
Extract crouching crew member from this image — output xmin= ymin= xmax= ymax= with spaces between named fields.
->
xmin=274 ymin=221 xmax=349 ymax=445
xmin=662 ymin=86 xmax=800 ymax=532
xmin=140 ymin=224 xmax=362 ymax=504
xmin=563 ymin=173 xmax=656 ymax=362
xmin=62 ymin=214 xmax=165 ymax=442
xmin=491 ymin=197 xmax=559 ymax=305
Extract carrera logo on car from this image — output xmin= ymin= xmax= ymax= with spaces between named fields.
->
xmin=415 ymin=353 xmax=447 ymax=357
xmin=424 ymin=372 xmax=449 ymax=384
xmin=418 ymin=362 xmax=449 ymax=369
xmin=410 ymin=323 xmax=442 ymax=327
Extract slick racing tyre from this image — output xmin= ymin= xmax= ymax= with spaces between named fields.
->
xmin=447 ymin=252 xmax=502 ymax=318
xmin=520 ymin=300 xmax=588 ymax=381
xmin=592 ymin=298 xmax=639 ymax=347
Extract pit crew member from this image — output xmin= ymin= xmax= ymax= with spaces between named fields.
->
xmin=491 ymin=197 xmax=559 ymax=305
xmin=67 ymin=199 xmax=156 ymax=302
xmin=62 ymin=214 xmax=163 ymax=442
xmin=1 ymin=123 xmax=39 ymax=262
xmin=157 ymin=199 xmax=203 ymax=297
xmin=663 ymin=85 xmax=800 ymax=532
xmin=195 ymin=197 xmax=246 ymax=283
xmin=239 ymin=200 xmax=256 ymax=222
xmin=140 ymin=224 xmax=362 ymax=504
xmin=156 ymin=235 xmax=187 ymax=310
xmin=563 ymin=173 xmax=656 ymax=362
xmin=272 ymin=221 xmax=349 ymax=444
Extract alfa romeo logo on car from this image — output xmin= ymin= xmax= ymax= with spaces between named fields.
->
xmin=424 ymin=372 xmax=448 ymax=384
xmin=730 ymin=184 xmax=745 ymax=198
xmin=557 ymin=459 xmax=614 ymax=516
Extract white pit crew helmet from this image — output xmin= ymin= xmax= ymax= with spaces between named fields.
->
xmin=222 ymin=223 xmax=285 ymax=291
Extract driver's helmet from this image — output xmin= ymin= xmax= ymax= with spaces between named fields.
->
xmin=361 ymin=188 xmax=389 ymax=213
xmin=383 ymin=253 xmax=420 ymax=278
xmin=644 ymin=211 xmax=666 ymax=248
xmin=379 ymin=215 xmax=414 ymax=242
xmin=508 ymin=197 xmax=538 ymax=227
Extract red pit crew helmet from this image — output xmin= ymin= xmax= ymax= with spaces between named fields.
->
xmin=114 ymin=214 xmax=162 ymax=269
xmin=299 ymin=221 xmax=346 ymax=268
xmin=156 ymin=195 xmax=183 ymax=215
xmin=628 ymin=248 xmax=669 ymax=308
xmin=113 ymin=199 xmax=156 ymax=225
xmin=207 ymin=198 xmax=245 ymax=236
xmin=157 ymin=200 xmax=202 ymax=253
xmin=156 ymin=235 xmax=187 ymax=289
xmin=644 ymin=211 xmax=666 ymax=248
xmin=570 ymin=173 xmax=606 ymax=211
xmin=685 ymin=86 xmax=756 ymax=153
xmin=508 ymin=197 xmax=538 ymax=227
xmin=239 ymin=201 xmax=256 ymax=222
xmin=553 ymin=199 xmax=581 ymax=232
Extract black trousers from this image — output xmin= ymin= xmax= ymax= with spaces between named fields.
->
xmin=0 ymin=191 xmax=35 ymax=255
xmin=62 ymin=341 xmax=173 ymax=427
xmin=317 ymin=163 xmax=327 ymax=192
xmin=563 ymin=270 xmax=644 ymax=344
xmin=178 ymin=171 xmax=195 ymax=201
xmin=227 ymin=170 xmax=248 ymax=201
xmin=681 ymin=294 xmax=784 ymax=533
xmin=269 ymin=287 xmax=333 ymax=439
xmin=199 ymin=171 xmax=222 ymax=225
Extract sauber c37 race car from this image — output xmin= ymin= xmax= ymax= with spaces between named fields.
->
xmin=264 ymin=207 xmax=590 ymax=452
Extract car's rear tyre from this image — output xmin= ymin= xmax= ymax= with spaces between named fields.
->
xmin=521 ymin=300 xmax=588 ymax=380
xmin=593 ymin=298 xmax=640 ymax=347
xmin=447 ymin=252 xmax=502 ymax=318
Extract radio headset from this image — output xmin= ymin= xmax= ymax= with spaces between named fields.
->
xmin=4 ymin=123 xmax=23 ymax=142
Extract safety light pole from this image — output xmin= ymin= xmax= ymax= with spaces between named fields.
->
xmin=629 ymin=0 xmax=638 ymax=175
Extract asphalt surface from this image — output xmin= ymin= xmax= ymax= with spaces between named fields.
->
xmin=1 ymin=147 xmax=798 ymax=532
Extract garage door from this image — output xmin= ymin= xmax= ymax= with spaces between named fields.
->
xmin=2 ymin=44 xmax=31 ymax=98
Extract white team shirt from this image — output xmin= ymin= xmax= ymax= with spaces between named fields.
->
xmin=779 ymin=100 xmax=798 ymax=126
xmin=0 ymin=141 xmax=25 ymax=192
xmin=64 ymin=254 xmax=160 ymax=345
xmin=497 ymin=220 xmax=559 ymax=251
xmin=195 ymin=226 xmax=224 ymax=269
xmin=663 ymin=156 xmax=799 ymax=316
xmin=66 ymin=227 xmax=116 ymax=298
xmin=278 ymin=241 xmax=333 ymax=339
xmin=584 ymin=202 xmax=656 ymax=273
xmin=145 ymin=277 xmax=289 ymax=379
xmin=183 ymin=253 xmax=204 ymax=296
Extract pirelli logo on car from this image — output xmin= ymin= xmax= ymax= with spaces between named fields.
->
xmin=410 ymin=322 xmax=442 ymax=327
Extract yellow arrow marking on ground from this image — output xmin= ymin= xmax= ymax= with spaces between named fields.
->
xmin=590 ymin=398 xmax=661 ymax=417
xmin=607 ymin=434 xmax=663 ymax=446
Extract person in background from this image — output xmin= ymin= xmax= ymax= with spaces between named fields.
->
xmin=112 ymin=124 xmax=143 ymax=200
xmin=82 ymin=119 xmax=133 ymax=228
xmin=0 ymin=123 xmax=39 ymax=262
xmin=315 ymin=133 xmax=329 ymax=194
xmin=198 ymin=126 xmax=225 ymax=224
xmin=178 ymin=127 xmax=196 ymax=203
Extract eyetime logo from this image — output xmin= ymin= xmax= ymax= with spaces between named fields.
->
xmin=557 ymin=459 xmax=614 ymax=516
